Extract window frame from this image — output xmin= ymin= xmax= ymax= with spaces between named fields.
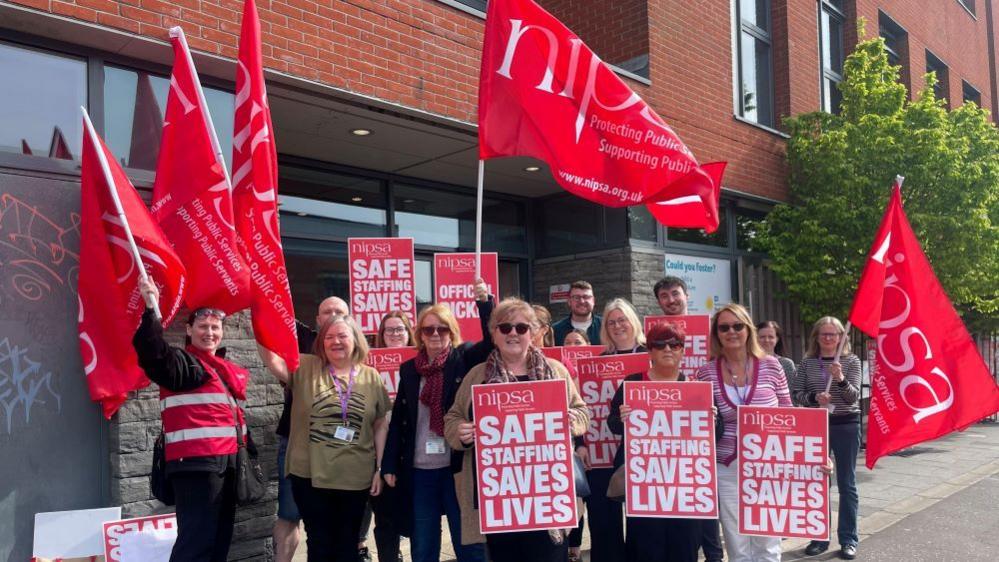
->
xmin=735 ymin=0 xmax=776 ymax=128
xmin=957 ymin=0 xmax=977 ymax=18
xmin=925 ymin=49 xmax=950 ymax=105
xmin=818 ymin=0 xmax=846 ymax=114
xmin=962 ymin=80 xmax=982 ymax=106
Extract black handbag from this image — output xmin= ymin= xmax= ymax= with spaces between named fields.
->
xmin=150 ymin=432 xmax=175 ymax=505
xmin=218 ymin=377 xmax=267 ymax=506
xmin=573 ymin=453 xmax=591 ymax=498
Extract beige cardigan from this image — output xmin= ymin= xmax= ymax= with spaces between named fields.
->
xmin=443 ymin=358 xmax=590 ymax=545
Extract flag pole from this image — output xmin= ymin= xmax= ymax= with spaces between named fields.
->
xmin=170 ymin=26 xmax=233 ymax=189
xmin=475 ymin=159 xmax=484 ymax=280
xmin=80 ymin=106 xmax=161 ymax=320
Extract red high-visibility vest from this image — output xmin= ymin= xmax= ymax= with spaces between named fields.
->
xmin=159 ymin=361 xmax=245 ymax=461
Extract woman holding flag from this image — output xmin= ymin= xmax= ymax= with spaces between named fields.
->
xmin=793 ymin=317 xmax=862 ymax=560
xmin=444 ymin=298 xmax=589 ymax=561
xmin=381 ymin=281 xmax=492 ymax=562
xmin=132 ymin=278 xmax=248 ymax=562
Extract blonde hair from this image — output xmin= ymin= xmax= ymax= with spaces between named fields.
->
xmin=532 ymin=304 xmax=554 ymax=347
xmin=490 ymin=297 xmax=539 ymax=332
xmin=415 ymin=303 xmax=463 ymax=352
xmin=805 ymin=316 xmax=851 ymax=358
xmin=375 ymin=311 xmax=415 ymax=348
xmin=600 ymin=298 xmax=646 ymax=351
xmin=314 ymin=314 xmax=369 ymax=366
xmin=709 ymin=303 xmax=765 ymax=359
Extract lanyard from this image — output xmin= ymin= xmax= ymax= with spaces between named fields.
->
xmin=722 ymin=358 xmax=752 ymax=405
xmin=329 ymin=366 xmax=357 ymax=426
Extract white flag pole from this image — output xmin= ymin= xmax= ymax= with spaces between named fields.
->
xmin=475 ymin=159 xmax=484 ymax=280
xmin=171 ymin=26 xmax=233 ymax=190
xmin=80 ymin=106 xmax=161 ymax=320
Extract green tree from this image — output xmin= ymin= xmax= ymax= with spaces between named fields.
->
xmin=755 ymin=37 xmax=999 ymax=331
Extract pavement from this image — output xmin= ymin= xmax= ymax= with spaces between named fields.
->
xmin=293 ymin=421 xmax=999 ymax=561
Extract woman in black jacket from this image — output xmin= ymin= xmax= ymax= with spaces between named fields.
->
xmin=132 ymin=278 xmax=248 ymax=562
xmin=381 ymin=281 xmax=491 ymax=562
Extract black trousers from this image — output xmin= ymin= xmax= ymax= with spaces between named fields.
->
xmin=370 ymin=483 xmax=403 ymax=562
xmin=170 ymin=469 xmax=236 ymax=562
xmin=625 ymin=516 xmax=700 ymax=562
xmin=584 ymin=468 xmax=625 ymax=562
xmin=486 ymin=531 xmax=568 ymax=562
xmin=699 ymin=518 xmax=724 ymax=560
xmin=291 ymin=475 xmax=371 ymax=562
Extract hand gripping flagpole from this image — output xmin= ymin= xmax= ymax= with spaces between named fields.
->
xmin=171 ymin=27 xmax=233 ymax=190
xmin=475 ymin=159 xmax=484 ymax=280
xmin=81 ymin=106 xmax=161 ymax=320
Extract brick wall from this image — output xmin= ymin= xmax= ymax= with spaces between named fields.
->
xmin=541 ymin=0 xmax=649 ymax=66
xmin=110 ymin=310 xmax=284 ymax=561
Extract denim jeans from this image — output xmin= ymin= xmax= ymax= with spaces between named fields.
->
xmin=830 ymin=422 xmax=861 ymax=546
xmin=411 ymin=467 xmax=485 ymax=562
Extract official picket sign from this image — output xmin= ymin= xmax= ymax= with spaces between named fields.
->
xmin=103 ymin=513 xmax=177 ymax=562
xmin=433 ymin=252 xmax=498 ymax=341
xmin=737 ymin=406 xmax=829 ymax=540
xmin=364 ymin=347 xmax=418 ymax=401
xmin=473 ymin=378 xmax=577 ymax=533
xmin=576 ymin=353 xmax=650 ymax=468
xmin=348 ymin=237 xmax=416 ymax=334
xmin=624 ymin=381 xmax=718 ymax=518
xmin=643 ymin=315 xmax=710 ymax=378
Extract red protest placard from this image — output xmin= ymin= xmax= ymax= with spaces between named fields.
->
xmin=348 ymin=238 xmax=416 ymax=334
xmin=473 ymin=378 xmax=577 ymax=534
xmin=737 ymin=406 xmax=830 ymax=540
xmin=541 ymin=345 xmax=604 ymax=380
xmin=364 ymin=347 xmax=418 ymax=401
xmin=576 ymin=353 xmax=649 ymax=468
xmin=644 ymin=315 xmax=710 ymax=378
xmin=433 ymin=252 xmax=498 ymax=341
xmin=624 ymin=381 xmax=718 ymax=519
xmin=103 ymin=513 xmax=177 ymax=562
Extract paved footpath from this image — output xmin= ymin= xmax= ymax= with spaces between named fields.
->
xmin=294 ymin=421 xmax=999 ymax=561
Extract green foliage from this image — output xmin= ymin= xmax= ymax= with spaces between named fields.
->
xmin=755 ymin=37 xmax=999 ymax=331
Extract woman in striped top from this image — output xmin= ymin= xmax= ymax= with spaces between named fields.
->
xmin=792 ymin=317 xmax=862 ymax=560
xmin=695 ymin=303 xmax=791 ymax=562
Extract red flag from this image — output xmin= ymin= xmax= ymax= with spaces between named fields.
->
xmin=233 ymin=0 xmax=299 ymax=371
xmin=152 ymin=28 xmax=252 ymax=313
xmin=478 ymin=0 xmax=724 ymax=219
xmin=645 ymin=161 xmax=726 ymax=233
xmin=49 ymin=126 xmax=73 ymax=160
xmin=849 ymin=178 xmax=999 ymax=468
xmin=128 ymin=73 xmax=164 ymax=170
xmin=79 ymin=116 xmax=186 ymax=418
xmin=21 ymin=139 xmax=32 ymax=155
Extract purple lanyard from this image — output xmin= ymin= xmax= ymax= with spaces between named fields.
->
xmin=329 ymin=366 xmax=357 ymax=426
xmin=819 ymin=358 xmax=833 ymax=387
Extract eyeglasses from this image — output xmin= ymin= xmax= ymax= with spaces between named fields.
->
xmin=606 ymin=318 xmax=631 ymax=328
xmin=717 ymin=322 xmax=746 ymax=333
xmin=497 ymin=322 xmax=531 ymax=335
xmin=569 ymin=294 xmax=594 ymax=302
xmin=819 ymin=332 xmax=841 ymax=339
xmin=384 ymin=327 xmax=407 ymax=335
xmin=649 ymin=339 xmax=684 ymax=351
xmin=420 ymin=325 xmax=451 ymax=336
xmin=193 ymin=308 xmax=226 ymax=321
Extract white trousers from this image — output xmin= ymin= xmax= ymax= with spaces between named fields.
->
xmin=717 ymin=462 xmax=782 ymax=562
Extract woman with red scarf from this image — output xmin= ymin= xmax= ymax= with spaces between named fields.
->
xmin=381 ymin=281 xmax=492 ymax=562
xmin=132 ymin=278 xmax=249 ymax=562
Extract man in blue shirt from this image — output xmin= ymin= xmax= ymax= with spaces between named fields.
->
xmin=552 ymin=280 xmax=602 ymax=345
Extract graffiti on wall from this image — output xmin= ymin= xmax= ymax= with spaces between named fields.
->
xmin=0 ymin=193 xmax=80 ymax=304
xmin=0 ymin=337 xmax=61 ymax=433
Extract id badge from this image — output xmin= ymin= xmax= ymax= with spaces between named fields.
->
xmin=334 ymin=425 xmax=356 ymax=443
xmin=425 ymin=437 xmax=446 ymax=455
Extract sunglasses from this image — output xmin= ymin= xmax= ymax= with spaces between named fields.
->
xmin=420 ymin=325 xmax=451 ymax=336
xmin=649 ymin=339 xmax=684 ymax=351
xmin=496 ymin=322 xmax=531 ymax=335
xmin=717 ymin=322 xmax=746 ymax=333
xmin=193 ymin=308 xmax=226 ymax=321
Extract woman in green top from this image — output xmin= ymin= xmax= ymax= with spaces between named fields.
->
xmin=260 ymin=314 xmax=390 ymax=562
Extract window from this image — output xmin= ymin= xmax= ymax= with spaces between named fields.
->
xmin=962 ymin=81 xmax=982 ymax=106
xmin=666 ymin=212 xmax=729 ymax=248
xmin=104 ymin=66 xmax=235 ymax=171
xmin=735 ymin=208 xmax=768 ymax=251
xmin=736 ymin=0 xmax=775 ymax=127
xmin=279 ymin=167 xmax=387 ymax=239
xmin=925 ymin=50 xmax=949 ymax=105
xmin=536 ymin=194 xmax=629 ymax=256
xmin=958 ymin=0 xmax=976 ymax=16
xmin=819 ymin=0 xmax=846 ymax=114
xmin=0 ymin=42 xmax=87 ymax=161
xmin=879 ymin=12 xmax=907 ymax=68
xmin=629 ymin=205 xmax=658 ymax=242
xmin=445 ymin=0 xmax=486 ymax=12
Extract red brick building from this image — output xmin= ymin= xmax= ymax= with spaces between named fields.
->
xmin=1 ymin=1 xmax=996 ymax=559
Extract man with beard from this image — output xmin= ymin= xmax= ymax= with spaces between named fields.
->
xmin=552 ymin=280 xmax=602 ymax=346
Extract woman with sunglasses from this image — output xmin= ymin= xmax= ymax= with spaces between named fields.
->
xmin=132 ymin=278 xmax=248 ymax=562
xmin=259 ymin=313 xmax=391 ymax=562
xmin=608 ymin=322 xmax=715 ymax=562
xmin=444 ymin=297 xmax=589 ymax=561
xmin=695 ymin=303 xmax=792 ymax=562
xmin=756 ymin=320 xmax=797 ymax=396
xmin=793 ymin=317 xmax=861 ymax=560
xmin=381 ymin=281 xmax=492 ymax=562
xmin=358 ymin=311 xmax=416 ymax=562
